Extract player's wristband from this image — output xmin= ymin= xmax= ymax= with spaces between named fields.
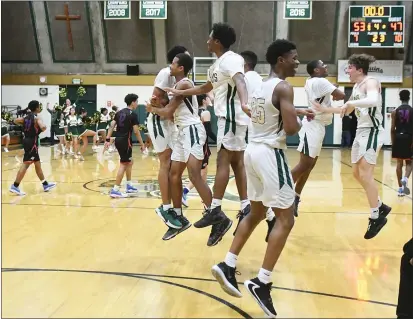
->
xmin=106 ymin=138 xmax=110 ymax=142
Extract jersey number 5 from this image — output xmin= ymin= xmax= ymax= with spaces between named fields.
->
xmin=251 ymin=98 xmax=265 ymax=124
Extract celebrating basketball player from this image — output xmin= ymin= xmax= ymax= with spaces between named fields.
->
xmin=105 ymin=94 xmax=146 ymax=198
xmin=313 ymin=54 xmax=391 ymax=239
xmin=291 ymin=60 xmax=345 ymax=216
xmin=234 ymin=50 xmax=276 ymax=242
xmin=182 ymin=94 xmax=216 ymax=208
xmin=391 ymin=90 xmax=412 ymax=196
xmin=166 ymin=23 xmax=251 ymax=246
xmin=211 ymin=40 xmax=312 ymax=318
xmin=147 ymin=53 xmax=214 ymax=242
xmin=9 ymin=100 xmax=57 ymax=196
xmin=148 ymin=45 xmax=189 ymax=226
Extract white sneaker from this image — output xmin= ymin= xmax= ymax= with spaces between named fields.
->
xmin=4 ymin=147 xmax=9 ymax=152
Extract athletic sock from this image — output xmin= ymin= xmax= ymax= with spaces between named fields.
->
xmin=240 ymin=199 xmax=250 ymax=210
xmin=174 ymin=208 xmax=182 ymax=216
xmin=370 ymin=207 xmax=379 ymax=219
xmin=211 ymin=198 xmax=222 ymax=209
xmin=224 ymin=252 xmax=238 ymax=268
xmin=126 ymin=180 xmax=132 ymax=186
xmin=41 ymin=180 xmax=48 ymax=186
xmin=257 ymin=268 xmax=272 ymax=284
xmin=163 ymin=204 xmax=171 ymax=211
xmin=114 ymin=185 xmax=120 ymax=191
xmin=378 ymin=197 xmax=382 ymax=208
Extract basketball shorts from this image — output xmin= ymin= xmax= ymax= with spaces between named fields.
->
xmin=392 ymin=133 xmax=413 ymax=160
xmin=244 ymin=142 xmax=294 ymax=209
xmin=147 ymin=114 xmax=177 ymax=153
xmin=115 ymin=137 xmax=133 ymax=163
xmin=23 ymin=137 xmax=40 ymax=163
xmin=297 ymin=119 xmax=326 ymax=158
xmin=2 ymin=127 xmax=9 ymax=137
xmin=171 ymin=123 xmax=206 ymax=163
xmin=217 ymin=117 xmax=248 ymax=152
xmin=351 ymin=127 xmax=384 ymax=165
xmin=202 ymin=142 xmax=211 ymax=169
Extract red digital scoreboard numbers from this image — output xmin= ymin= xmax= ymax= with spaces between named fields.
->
xmin=348 ymin=5 xmax=405 ymax=48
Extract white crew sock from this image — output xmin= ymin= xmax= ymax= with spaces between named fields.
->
xmin=224 ymin=252 xmax=238 ymax=268
xmin=257 ymin=268 xmax=272 ymax=284
xmin=370 ymin=207 xmax=379 ymax=219
xmin=211 ymin=198 xmax=222 ymax=209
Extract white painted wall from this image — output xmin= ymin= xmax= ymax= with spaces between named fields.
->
xmin=1 ymin=85 xmax=60 ymax=138
xmin=384 ymin=88 xmax=413 ymax=146
xmin=96 ymin=85 xmax=154 ymax=110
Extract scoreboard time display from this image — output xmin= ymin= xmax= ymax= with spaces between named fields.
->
xmin=348 ymin=5 xmax=405 ymax=48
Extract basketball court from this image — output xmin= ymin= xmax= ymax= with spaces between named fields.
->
xmin=2 ymin=145 xmax=411 ymax=318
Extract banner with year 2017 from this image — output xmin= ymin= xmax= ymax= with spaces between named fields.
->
xmin=337 ymin=60 xmax=404 ymax=83
xmin=104 ymin=1 xmax=131 ymax=20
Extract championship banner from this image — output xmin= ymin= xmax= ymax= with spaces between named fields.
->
xmin=337 ymin=60 xmax=403 ymax=83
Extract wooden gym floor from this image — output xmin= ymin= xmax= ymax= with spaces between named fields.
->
xmin=1 ymin=145 xmax=411 ymax=318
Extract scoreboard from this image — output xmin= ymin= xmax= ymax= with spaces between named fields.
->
xmin=348 ymin=5 xmax=405 ymax=48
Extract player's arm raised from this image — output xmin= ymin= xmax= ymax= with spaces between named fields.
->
xmin=147 ymin=81 xmax=192 ymax=118
xmin=165 ymin=81 xmax=213 ymax=97
xmin=274 ymin=81 xmax=301 ymax=136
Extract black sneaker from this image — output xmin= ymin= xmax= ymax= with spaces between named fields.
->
xmin=233 ymin=204 xmax=251 ymax=236
xmin=211 ymin=262 xmax=242 ymax=298
xmin=265 ymin=217 xmax=276 ymax=242
xmin=207 ymin=217 xmax=233 ymax=247
xmin=162 ymin=215 xmax=192 ymax=240
xmin=379 ymin=203 xmax=392 ymax=218
xmin=244 ymin=277 xmax=277 ymax=318
xmin=194 ymin=206 xmax=227 ymax=228
xmin=293 ymin=195 xmax=300 ymax=217
xmin=364 ymin=217 xmax=388 ymax=239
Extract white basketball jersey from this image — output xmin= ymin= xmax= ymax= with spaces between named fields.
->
xmin=304 ymin=77 xmax=336 ymax=126
xmin=172 ymin=78 xmax=201 ymax=127
xmin=350 ymin=76 xmax=383 ymax=129
xmin=154 ymin=67 xmax=176 ymax=90
xmin=249 ymin=77 xmax=287 ymax=149
xmin=245 ymin=70 xmax=263 ymax=103
xmin=207 ymin=51 xmax=249 ymax=125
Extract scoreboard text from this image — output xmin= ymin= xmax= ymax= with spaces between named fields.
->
xmin=348 ymin=5 xmax=405 ymax=48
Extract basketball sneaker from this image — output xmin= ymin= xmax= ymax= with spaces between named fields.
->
xmin=126 ymin=184 xmax=138 ymax=193
xmin=194 ymin=206 xmax=228 ymax=228
xmin=244 ymin=278 xmax=277 ymax=318
xmin=233 ymin=204 xmax=250 ymax=236
xmin=162 ymin=215 xmax=192 ymax=240
xmin=9 ymin=185 xmax=26 ymax=196
xmin=401 ymin=177 xmax=410 ymax=195
xmin=207 ymin=217 xmax=232 ymax=247
xmin=182 ymin=192 xmax=189 ymax=208
xmin=364 ymin=217 xmax=388 ymax=239
xmin=43 ymin=182 xmax=57 ymax=192
xmin=211 ymin=262 xmax=242 ymax=297
xmin=398 ymin=187 xmax=405 ymax=197
xmin=109 ymin=188 xmax=128 ymax=198
xmin=155 ymin=206 xmax=182 ymax=229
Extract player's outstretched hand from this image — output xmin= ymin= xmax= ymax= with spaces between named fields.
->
xmin=145 ymin=101 xmax=154 ymax=114
xmin=241 ymin=104 xmax=251 ymax=118
xmin=303 ymin=108 xmax=315 ymax=121
xmin=340 ymin=103 xmax=349 ymax=118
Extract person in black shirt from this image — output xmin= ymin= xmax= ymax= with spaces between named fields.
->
xmin=397 ymin=238 xmax=413 ymax=319
xmin=391 ymin=90 xmax=413 ymax=196
xmin=9 ymin=100 xmax=56 ymax=196
xmin=105 ymin=94 xmax=146 ymax=198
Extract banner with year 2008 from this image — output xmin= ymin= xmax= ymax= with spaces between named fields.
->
xmin=104 ymin=1 xmax=131 ymax=20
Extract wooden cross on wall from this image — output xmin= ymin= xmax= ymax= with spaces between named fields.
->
xmin=55 ymin=3 xmax=81 ymax=50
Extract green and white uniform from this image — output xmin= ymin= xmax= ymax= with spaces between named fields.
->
xmin=66 ymin=115 xmax=78 ymax=136
xmin=97 ymin=113 xmax=110 ymax=131
xmin=350 ymin=76 xmax=384 ymax=165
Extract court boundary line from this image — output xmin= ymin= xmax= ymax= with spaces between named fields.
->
xmin=2 ymin=267 xmax=397 ymax=309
